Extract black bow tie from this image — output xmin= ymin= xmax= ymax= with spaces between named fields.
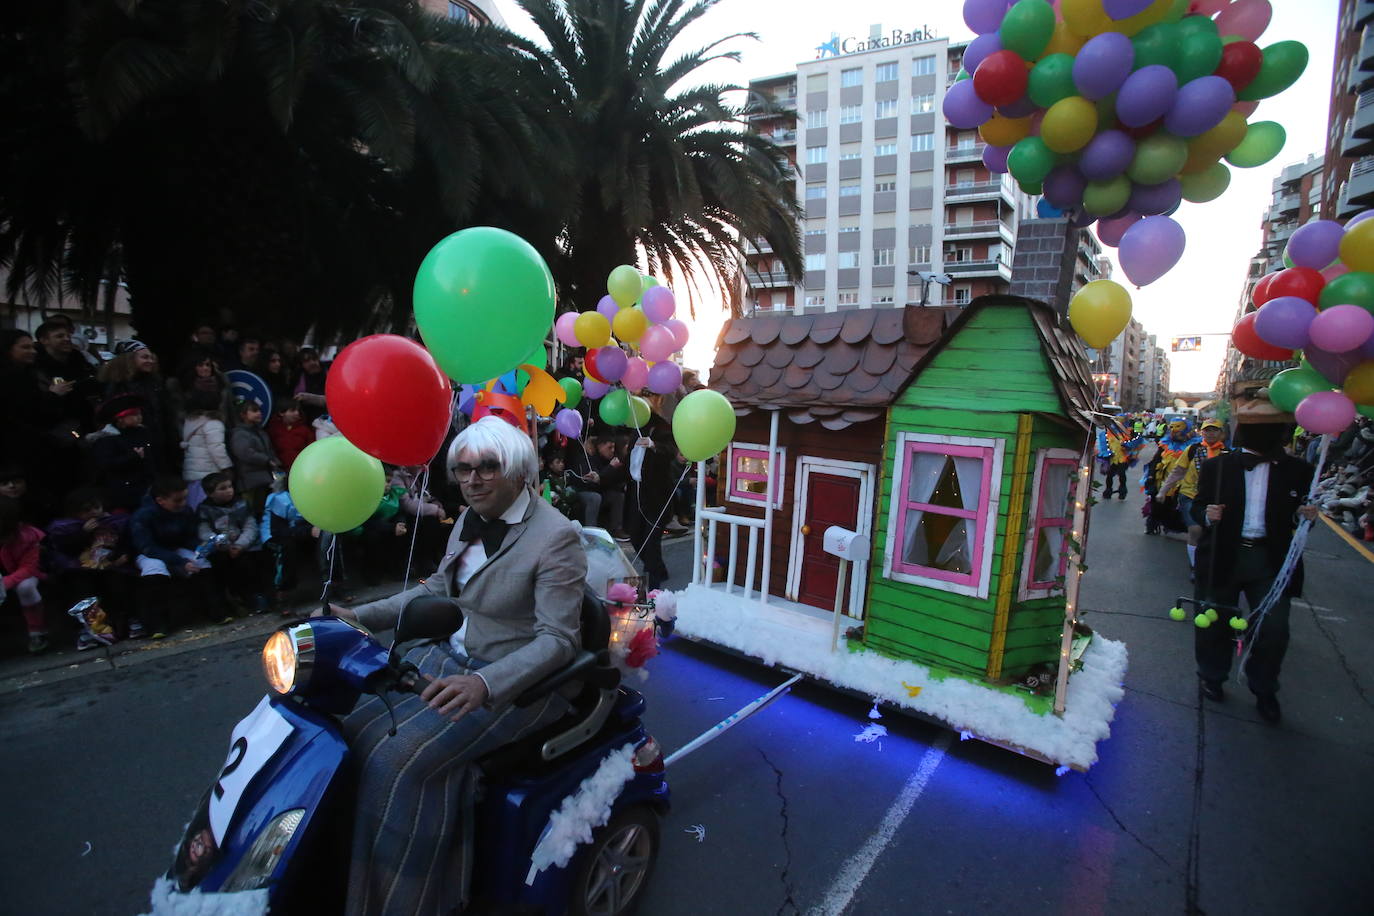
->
xmin=1240 ymin=452 xmax=1269 ymax=471
xmin=460 ymin=511 xmax=509 ymax=555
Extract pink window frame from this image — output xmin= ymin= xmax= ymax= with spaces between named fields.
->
xmin=892 ymin=441 xmax=995 ymax=586
xmin=727 ymin=445 xmax=782 ymax=507
xmin=1025 ymin=457 xmax=1077 ymax=592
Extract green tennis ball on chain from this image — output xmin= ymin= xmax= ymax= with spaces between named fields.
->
xmin=1205 ymin=607 xmax=1219 ymax=622
xmin=1229 ymin=616 xmax=1249 ymax=631
xmin=1169 ymin=606 xmax=1187 ymax=621
xmin=1194 ymin=613 xmax=1212 ymax=629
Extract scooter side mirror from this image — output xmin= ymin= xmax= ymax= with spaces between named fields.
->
xmin=395 ymin=595 xmax=463 ymax=644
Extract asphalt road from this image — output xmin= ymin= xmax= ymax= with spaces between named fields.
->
xmin=1 ymin=488 xmax=1371 ymax=915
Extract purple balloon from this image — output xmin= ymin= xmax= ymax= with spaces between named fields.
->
xmin=1104 ymin=0 xmax=1154 ymax=17
xmin=1310 ymin=304 xmax=1374 ymax=353
xmin=1070 ymin=211 xmax=1099 ymax=228
xmin=1073 ymin=32 xmax=1135 ymax=101
xmin=596 ymin=295 xmax=619 ymax=320
xmin=1096 ymin=212 xmax=1141 ymax=247
xmin=1115 ymin=66 xmax=1178 ymax=128
xmin=1079 ymin=130 xmax=1136 ymax=180
xmin=963 ymin=0 xmax=1012 ymax=34
xmin=641 ymin=285 xmax=676 ymax=323
xmin=1043 ymin=165 xmax=1086 ymax=210
xmin=1119 ymin=215 xmax=1186 ymax=286
xmin=1254 ymin=296 xmax=1318 ymax=349
xmin=554 ymin=407 xmax=584 ymax=439
xmin=998 ymin=95 xmax=1040 ymax=118
xmin=1348 ymin=209 xmax=1374 ymax=229
xmin=1305 ymin=345 xmax=1364 ymax=385
xmin=963 ymin=32 xmax=1002 ymax=75
xmin=647 ymin=360 xmax=683 ymax=395
xmin=593 ymin=345 xmax=627 ymax=382
xmin=1163 ymin=76 xmax=1235 ymax=138
xmin=1128 ymin=178 xmax=1182 ymax=216
xmin=983 ymin=143 xmax=1012 ymax=173
xmin=1286 ymin=220 xmax=1345 ymax=270
xmin=943 ymin=79 xmax=995 ymax=129
xmin=582 ymin=378 xmax=610 ymax=399
xmin=1295 ymin=390 xmax=1357 ymax=436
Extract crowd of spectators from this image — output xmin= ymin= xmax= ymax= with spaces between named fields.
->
xmin=1301 ymin=417 xmax=1374 ymax=541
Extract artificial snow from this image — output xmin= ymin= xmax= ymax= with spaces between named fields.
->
xmin=525 ymin=743 xmax=636 ymax=885
xmin=671 ymin=584 xmax=1128 ymax=771
xmin=854 ymin=723 xmax=888 ymax=743
xmin=141 ymin=877 xmax=268 ymax=916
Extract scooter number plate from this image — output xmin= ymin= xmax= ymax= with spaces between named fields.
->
xmin=208 ymin=695 xmax=295 ymax=845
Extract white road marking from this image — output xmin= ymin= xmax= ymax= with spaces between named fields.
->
xmin=807 ymin=731 xmax=952 ymax=915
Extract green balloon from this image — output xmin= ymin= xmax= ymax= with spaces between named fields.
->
xmin=1282 ymin=250 xmax=1295 ymax=269
xmin=1174 ymin=29 xmax=1223 ymax=83
xmin=999 ymin=0 xmax=1056 ymax=60
xmin=607 ymin=264 xmax=642 ymax=306
xmin=1318 ymin=271 xmax=1374 ymax=312
xmin=599 ymin=389 xmax=630 ymax=426
xmin=1028 ymin=54 xmax=1077 ymax=109
xmin=289 ymin=437 xmax=386 ymax=534
xmin=413 ymin=227 xmax=555 ymax=385
xmin=1008 ymin=137 xmax=1057 ymax=185
xmin=558 ymin=376 xmax=583 ymax=408
xmin=1268 ymin=366 xmax=1332 ymax=413
xmin=514 ymin=342 xmax=548 ymax=393
xmin=955 ymin=68 xmax=971 ymax=82
xmin=1238 ymin=41 xmax=1310 ymax=102
xmin=628 ymin=395 xmax=652 ymax=428
xmin=1132 ymin=24 xmax=1179 ymax=71
xmin=1127 ymin=134 xmax=1188 ymax=184
xmin=1018 ymin=178 xmax=1044 ymax=195
xmin=1179 ymin=162 xmax=1231 ymax=202
xmin=1358 ymin=403 xmax=1374 ymax=419
xmin=1225 ymin=121 xmax=1285 ymax=168
xmin=1174 ymin=14 xmax=1219 ymax=37
xmin=1082 ymin=175 xmax=1132 ymax=215
xmin=673 ymin=389 xmax=738 ymax=462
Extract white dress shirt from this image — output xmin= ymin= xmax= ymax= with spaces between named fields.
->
xmin=1240 ymin=452 xmax=1269 ymax=539
xmin=448 ymin=488 xmax=532 ymax=658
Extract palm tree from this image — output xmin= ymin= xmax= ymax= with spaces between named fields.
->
xmin=514 ymin=0 xmax=802 ymax=316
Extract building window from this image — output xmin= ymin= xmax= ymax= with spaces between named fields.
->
xmin=875 ymin=61 xmax=899 ymax=82
xmin=953 ymin=284 xmax=972 ymax=304
xmin=806 ymin=184 xmax=827 ymax=199
xmin=838 ymin=225 xmax=860 ymax=236
xmin=840 ymin=148 xmax=863 ymax=160
xmin=841 ymin=68 xmax=864 ymax=88
xmin=727 ymin=443 xmax=787 ymax=508
xmin=805 ymin=228 xmax=826 ymax=237
xmin=875 ymin=294 xmax=895 ymax=305
xmin=805 ymin=295 xmax=827 ymax=307
xmin=883 ymin=432 xmax=1004 ymax=597
xmin=806 ymin=108 xmax=828 ymax=129
xmin=837 ymin=292 xmax=860 ymax=305
xmin=805 ymin=253 xmax=826 ymax=271
xmin=806 ymin=73 xmax=829 ymax=92
xmin=875 ymin=180 xmax=896 ymax=193
xmin=910 ymin=245 xmax=931 ymax=263
xmin=911 ymin=132 xmax=934 ymax=152
xmin=1019 ymin=450 xmax=1078 ymax=599
xmin=840 ymin=104 xmax=863 ymax=124
xmin=839 ymin=182 xmax=862 ymax=197
xmin=873 ymin=247 xmax=894 ymax=266
xmin=912 ymin=55 xmax=936 ymax=76
xmin=838 ymin=251 xmax=861 ymax=268
xmin=806 ymin=146 xmax=828 ymax=164
xmin=875 ymin=99 xmax=897 ymax=119
xmin=874 ymin=142 xmax=896 ymax=157
xmin=912 ymin=92 xmax=935 ymax=113
xmin=949 ymin=247 xmax=972 ymax=263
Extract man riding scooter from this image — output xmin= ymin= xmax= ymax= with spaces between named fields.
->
xmin=328 ymin=415 xmax=587 ymax=916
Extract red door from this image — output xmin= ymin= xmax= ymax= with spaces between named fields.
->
xmin=797 ymin=472 xmax=862 ymax=612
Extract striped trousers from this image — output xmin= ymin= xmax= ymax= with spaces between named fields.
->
xmin=342 ymin=642 xmax=570 ymax=916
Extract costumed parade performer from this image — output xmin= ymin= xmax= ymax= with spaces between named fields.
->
xmin=1159 ymin=418 xmax=1229 ymax=578
xmin=1144 ymin=419 xmax=1201 ymax=535
xmin=1097 ymin=416 xmax=1143 ymax=500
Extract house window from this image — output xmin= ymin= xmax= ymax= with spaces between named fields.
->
xmin=953 ymin=284 xmax=972 ymax=304
xmin=805 ymin=228 xmax=826 ymax=237
xmin=912 ymin=55 xmax=936 ymax=76
xmin=727 ymin=443 xmax=787 ymax=508
xmin=911 ymin=132 xmax=934 ymax=152
xmin=806 ymin=108 xmax=828 ymax=129
xmin=806 ymin=146 xmax=828 ymax=164
xmin=873 ymin=247 xmax=894 ymax=267
xmin=840 ymin=104 xmax=863 ymax=124
xmin=875 ymin=180 xmax=896 ymax=193
xmin=875 ymin=99 xmax=897 ymax=119
xmin=912 ymin=92 xmax=935 ymax=113
xmin=883 ymin=432 xmax=1004 ymax=597
xmin=1020 ymin=450 xmax=1079 ymax=598
xmin=837 ymin=292 xmax=860 ymax=305
xmin=805 ymin=253 xmax=826 ymax=270
xmin=875 ymin=61 xmax=898 ymax=82
xmin=841 ymin=68 xmax=864 ymax=88
xmin=874 ymin=143 xmax=897 ymax=157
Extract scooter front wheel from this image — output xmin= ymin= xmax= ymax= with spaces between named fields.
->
xmin=566 ymin=805 xmax=659 ymax=916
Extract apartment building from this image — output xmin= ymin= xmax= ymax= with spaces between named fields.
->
xmin=1322 ymin=0 xmax=1374 ymax=217
xmin=1263 ymin=153 xmax=1324 ymax=261
xmin=416 ymin=0 xmax=504 ymax=24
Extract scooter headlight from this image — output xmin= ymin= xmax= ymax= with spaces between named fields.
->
xmin=262 ymin=629 xmax=299 ymax=694
xmin=220 ymin=808 xmax=305 ymax=892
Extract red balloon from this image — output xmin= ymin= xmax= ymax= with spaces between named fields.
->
xmin=583 ymin=348 xmax=608 ymax=384
xmin=1251 ymin=271 xmax=1277 ymax=308
xmin=973 ymin=50 xmax=1029 ymax=108
xmin=1214 ymin=41 xmax=1263 ymax=92
xmin=1232 ymin=311 xmax=1294 ymax=361
xmin=1265 ymin=266 xmax=1325 ymax=305
xmin=326 ymin=335 xmax=452 ymax=466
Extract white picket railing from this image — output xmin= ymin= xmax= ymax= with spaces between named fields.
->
xmin=694 ymin=509 xmax=769 ymax=600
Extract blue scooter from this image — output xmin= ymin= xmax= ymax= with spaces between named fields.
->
xmin=158 ymin=588 xmax=670 ymax=915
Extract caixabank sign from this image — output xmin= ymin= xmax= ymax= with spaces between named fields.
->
xmin=814 ymin=26 xmax=937 ymax=59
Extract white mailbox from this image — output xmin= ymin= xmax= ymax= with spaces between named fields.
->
xmin=822 ymin=526 xmax=870 ymax=562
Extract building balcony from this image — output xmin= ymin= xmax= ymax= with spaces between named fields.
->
xmin=1266 ymin=222 xmax=1297 ymax=245
xmin=943 ymin=180 xmax=1012 ymax=203
xmin=745 ymin=237 xmax=774 ymax=255
xmin=744 ymin=272 xmax=796 ymax=290
xmin=1271 ymin=192 xmax=1301 ymax=216
xmin=1354 ymin=90 xmax=1374 ymax=140
xmin=1359 ymin=0 xmax=1374 ymax=28
xmin=944 ymin=143 xmax=987 ymax=164
xmin=943 ymin=258 xmax=1013 ymax=281
xmin=1346 ymin=156 xmax=1374 ymax=212
xmin=764 ymin=128 xmax=797 ymax=146
xmin=943 ymin=220 xmax=1014 ymax=244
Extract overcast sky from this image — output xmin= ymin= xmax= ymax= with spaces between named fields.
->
xmin=502 ymin=0 xmax=1341 ymax=390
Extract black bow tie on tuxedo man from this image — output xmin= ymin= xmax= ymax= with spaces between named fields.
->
xmin=1240 ymin=452 xmax=1270 ymax=471
xmin=460 ymin=511 xmax=509 ymax=555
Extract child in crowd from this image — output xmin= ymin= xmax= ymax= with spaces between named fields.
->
xmin=541 ymin=450 xmax=579 ymax=520
xmin=390 ymin=465 xmax=450 ymax=572
xmin=130 ymin=475 xmax=232 ymax=638
xmin=261 ymin=479 xmax=314 ymax=611
xmin=228 ymin=400 xmax=281 ymax=516
xmin=87 ymin=397 xmax=158 ymax=512
xmin=180 ymin=389 xmax=232 ymax=510
xmin=0 ymin=495 xmax=51 ymax=653
xmin=45 ymin=488 xmax=136 ymax=639
xmin=266 ymin=402 xmax=314 ymax=472
xmin=197 ymin=471 xmax=269 ymax=614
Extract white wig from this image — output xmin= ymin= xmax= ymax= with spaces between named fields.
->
xmin=448 ymin=416 xmax=539 ymax=488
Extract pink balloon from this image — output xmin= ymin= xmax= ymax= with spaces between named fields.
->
xmin=1294 ymin=390 xmax=1357 ymax=435
xmin=597 ymin=295 xmax=620 ymax=320
xmin=1230 ymin=99 xmax=1260 ymax=117
xmin=639 ymin=325 xmax=677 ymax=362
xmin=1214 ymin=0 xmax=1271 ymax=42
xmin=641 ymin=286 xmax=677 ymax=323
xmin=1191 ymin=0 xmax=1229 ymax=13
xmin=582 ymin=378 xmax=610 ymax=399
xmin=622 ymin=357 xmax=649 ymax=393
xmin=664 ymin=319 xmax=691 ymax=350
xmin=555 ymin=312 xmax=580 ymax=348
xmin=1322 ymin=262 xmax=1351 ymax=282
xmin=1309 ymin=305 xmax=1374 ymax=353
xmin=593 ymin=345 xmax=627 ymax=381
xmin=1097 ymin=212 xmax=1142 ymax=248
xmin=647 ymin=360 xmax=683 ymax=395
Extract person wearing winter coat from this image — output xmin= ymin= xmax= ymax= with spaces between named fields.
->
xmin=87 ymin=397 xmax=158 ymax=512
xmin=130 ymin=476 xmax=233 ymax=638
xmin=44 ymin=488 xmax=136 ymax=639
xmin=228 ymin=400 xmax=281 ymax=515
xmin=180 ymin=389 xmax=233 ymax=509
xmin=197 ymin=472 xmax=269 ymax=613
xmin=266 ymin=402 xmax=314 ymax=472
xmin=1 ymin=495 xmax=50 ymax=653
xmin=260 ymin=483 xmax=314 ymax=607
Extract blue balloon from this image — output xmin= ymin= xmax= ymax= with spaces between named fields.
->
xmin=1037 ymin=198 xmax=1064 ymax=218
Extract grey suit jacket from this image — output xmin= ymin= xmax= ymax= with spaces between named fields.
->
xmin=354 ymin=490 xmax=586 ymax=708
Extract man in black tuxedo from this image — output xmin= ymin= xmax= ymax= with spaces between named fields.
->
xmin=1191 ymin=421 xmax=1318 ymax=723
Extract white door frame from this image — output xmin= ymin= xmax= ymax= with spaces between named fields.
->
xmin=786 ymin=455 xmax=877 ymax=617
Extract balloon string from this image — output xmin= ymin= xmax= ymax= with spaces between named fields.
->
xmin=319 ymin=534 xmax=338 ymax=608
xmin=401 ymin=466 xmax=430 ymax=594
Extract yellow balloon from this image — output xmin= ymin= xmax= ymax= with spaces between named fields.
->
xmin=1043 ymin=20 xmax=1086 ymax=57
xmin=1344 ymin=360 xmax=1374 ymax=405
xmin=1182 ymin=112 xmax=1248 ymax=173
xmin=612 ymin=306 xmax=649 ymax=344
xmin=980 ymin=113 xmax=1032 ymax=148
xmin=1069 ymin=280 xmax=1133 ymax=349
xmin=1041 ymin=97 xmax=1098 ymax=153
xmin=1110 ymin=0 xmax=1174 ymax=37
xmin=1339 ymin=221 xmax=1374 ymax=273
xmin=574 ymin=311 xmax=611 ymax=348
xmin=1063 ymin=0 xmax=1110 ymax=37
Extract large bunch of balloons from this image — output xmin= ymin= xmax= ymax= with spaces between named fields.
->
xmin=946 ymin=0 xmax=1308 ymax=350
xmin=1234 ymin=213 xmax=1374 ymax=435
